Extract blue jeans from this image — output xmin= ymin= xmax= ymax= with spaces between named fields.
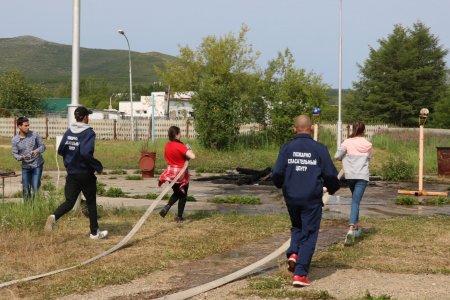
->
xmin=347 ymin=179 xmax=368 ymax=226
xmin=22 ymin=164 xmax=44 ymax=201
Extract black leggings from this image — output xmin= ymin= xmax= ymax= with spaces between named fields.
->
xmin=168 ymin=183 xmax=189 ymax=218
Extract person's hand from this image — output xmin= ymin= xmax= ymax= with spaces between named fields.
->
xmin=31 ymin=150 xmax=38 ymax=157
xmin=22 ymin=155 xmax=31 ymax=160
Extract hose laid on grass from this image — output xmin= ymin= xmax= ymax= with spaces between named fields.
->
xmin=0 ymin=161 xmax=189 ymax=289
xmin=158 ymin=239 xmax=290 ymax=300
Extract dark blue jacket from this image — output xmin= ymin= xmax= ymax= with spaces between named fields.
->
xmin=58 ymin=123 xmax=103 ymax=174
xmin=272 ymin=134 xmax=340 ymax=206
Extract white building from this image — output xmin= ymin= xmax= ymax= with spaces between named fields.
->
xmin=118 ymin=91 xmax=194 ymax=118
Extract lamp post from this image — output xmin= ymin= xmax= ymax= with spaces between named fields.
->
xmin=117 ymin=29 xmax=135 ymax=141
xmin=337 ymin=0 xmax=343 ymax=147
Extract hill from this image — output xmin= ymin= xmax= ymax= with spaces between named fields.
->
xmin=0 ymin=35 xmax=176 ymax=88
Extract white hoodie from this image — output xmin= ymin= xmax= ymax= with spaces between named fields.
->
xmin=334 ymin=136 xmax=372 ymax=181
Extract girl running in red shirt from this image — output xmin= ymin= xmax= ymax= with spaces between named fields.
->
xmin=158 ymin=126 xmax=196 ymax=222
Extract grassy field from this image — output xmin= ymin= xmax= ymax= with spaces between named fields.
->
xmin=236 ymin=216 xmax=450 ymax=299
xmin=0 ymin=196 xmax=290 ymax=299
xmin=0 ymin=136 xmax=279 ymax=173
xmin=2 ymin=129 xmax=449 ymax=177
xmin=1 ymin=202 xmax=448 ymax=299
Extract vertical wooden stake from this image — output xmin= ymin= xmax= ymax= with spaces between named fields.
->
xmin=418 ymin=124 xmax=424 ymax=192
xmin=313 ymin=124 xmax=318 ymax=141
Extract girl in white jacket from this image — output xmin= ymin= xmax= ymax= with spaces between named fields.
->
xmin=335 ymin=121 xmax=372 ymax=246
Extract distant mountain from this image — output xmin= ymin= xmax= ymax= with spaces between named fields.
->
xmin=0 ymin=35 xmax=176 ymax=88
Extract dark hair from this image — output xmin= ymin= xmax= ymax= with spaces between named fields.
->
xmin=74 ymin=106 xmax=92 ymax=122
xmin=17 ymin=116 xmax=29 ymax=126
xmin=350 ymin=120 xmax=366 ymax=138
xmin=168 ymin=126 xmax=181 ymax=141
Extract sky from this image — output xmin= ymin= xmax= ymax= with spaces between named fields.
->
xmin=1 ymin=0 xmax=449 ymax=89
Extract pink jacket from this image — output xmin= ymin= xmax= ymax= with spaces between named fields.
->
xmin=334 ymin=137 xmax=372 ymax=181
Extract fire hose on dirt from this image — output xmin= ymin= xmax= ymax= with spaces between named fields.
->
xmin=0 ymin=162 xmax=189 ymax=289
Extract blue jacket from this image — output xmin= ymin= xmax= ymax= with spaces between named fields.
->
xmin=272 ymin=134 xmax=340 ymax=206
xmin=58 ymin=123 xmax=103 ymax=174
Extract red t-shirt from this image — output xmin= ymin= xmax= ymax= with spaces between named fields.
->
xmin=164 ymin=141 xmax=188 ymax=167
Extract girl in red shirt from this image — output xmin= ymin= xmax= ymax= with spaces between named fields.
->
xmin=158 ymin=126 xmax=196 ymax=222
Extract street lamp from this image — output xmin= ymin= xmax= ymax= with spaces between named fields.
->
xmin=117 ymin=29 xmax=135 ymax=141
xmin=337 ymin=0 xmax=343 ymax=147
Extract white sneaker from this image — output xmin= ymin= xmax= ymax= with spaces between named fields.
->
xmin=344 ymin=230 xmax=355 ymax=246
xmin=44 ymin=215 xmax=56 ymax=233
xmin=90 ymin=229 xmax=108 ymax=239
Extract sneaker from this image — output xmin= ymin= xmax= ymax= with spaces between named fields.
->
xmin=344 ymin=230 xmax=355 ymax=246
xmin=175 ymin=216 xmax=184 ymax=223
xmin=90 ymin=229 xmax=108 ymax=239
xmin=159 ymin=205 xmax=170 ymax=218
xmin=353 ymin=227 xmax=362 ymax=238
xmin=287 ymin=253 xmax=298 ymax=272
xmin=44 ymin=215 xmax=55 ymax=233
xmin=293 ymin=275 xmax=311 ymax=287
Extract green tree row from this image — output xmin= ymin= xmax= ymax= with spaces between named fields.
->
xmin=346 ymin=22 xmax=449 ymax=127
xmin=1 ymin=21 xmax=448 ymax=146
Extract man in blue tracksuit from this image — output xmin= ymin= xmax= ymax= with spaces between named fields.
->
xmin=272 ymin=115 xmax=340 ymax=287
xmin=44 ymin=106 xmax=108 ymax=239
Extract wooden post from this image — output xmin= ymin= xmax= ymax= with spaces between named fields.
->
xmin=186 ymin=118 xmax=190 ymax=138
xmin=113 ymin=119 xmax=117 ymax=140
xmin=418 ymin=124 xmax=424 ymax=192
xmin=398 ymin=108 xmax=448 ymax=197
xmin=13 ymin=117 xmax=17 ymax=136
xmin=313 ymin=124 xmax=318 ymax=141
xmin=45 ymin=117 xmax=49 ymax=139
xmin=149 ymin=118 xmax=152 ymax=140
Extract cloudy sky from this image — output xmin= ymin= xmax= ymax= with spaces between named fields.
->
xmin=1 ymin=0 xmax=449 ymax=88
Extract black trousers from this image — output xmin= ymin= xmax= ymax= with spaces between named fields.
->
xmin=167 ymin=183 xmax=189 ymax=218
xmin=54 ymin=173 xmax=99 ymax=235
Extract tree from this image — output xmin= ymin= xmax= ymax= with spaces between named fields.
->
xmin=157 ymin=25 xmax=261 ymax=149
xmin=348 ymin=22 xmax=448 ymax=126
xmin=430 ymin=88 xmax=450 ymax=128
xmin=262 ymin=49 xmax=329 ymax=144
xmin=0 ymin=70 xmax=45 ymax=116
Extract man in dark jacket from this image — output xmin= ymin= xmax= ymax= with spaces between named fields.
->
xmin=44 ymin=106 xmax=108 ymax=239
xmin=272 ymin=115 xmax=340 ymax=287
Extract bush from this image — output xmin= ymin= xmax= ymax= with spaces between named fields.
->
xmin=381 ymin=157 xmax=414 ymax=181
xmin=209 ymin=195 xmax=261 ymax=205
xmin=395 ymin=196 xmax=419 ymax=205
xmin=96 ymin=181 xmax=106 ymax=196
xmin=105 ymin=187 xmax=126 ymax=197
xmin=427 ymin=197 xmax=450 ymax=205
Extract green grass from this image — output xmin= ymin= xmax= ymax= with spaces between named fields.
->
xmin=395 ymin=195 xmax=449 ymax=205
xmin=313 ymin=216 xmax=450 ymax=274
xmin=0 ymin=192 xmax=61 ymax=230
xmin=395 ymin=195 xmax=419 ymax=205
xmin=0 ymin=211 xmax=289 ymax=299
xmin=125 ymin=175 xmax=142 ymax=180
xmin=371 ymin=131 xmax=450 ymax=176
xmin=110 ymin=169 xmax=127 ymax=175
xmin=1 ymin=129 xmax=449 ymax=179
xmin=208 ymin=195 xmax=261 ymax=205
